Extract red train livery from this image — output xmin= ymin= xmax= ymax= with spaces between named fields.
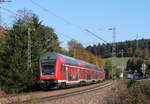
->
xmin=38 ymin=52 xmax=105 ymax=89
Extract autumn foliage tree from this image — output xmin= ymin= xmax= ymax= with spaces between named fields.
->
xmin=68 ymin=40 xmax=103 ymax=68
xmin=0 ymin=26 xmax=8 ymax=38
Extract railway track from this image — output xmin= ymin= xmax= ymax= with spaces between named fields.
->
xmin=0 ymin=80 xmax=113 ymax=104
xmin=21 ymin=81 xmax=113 ymax=104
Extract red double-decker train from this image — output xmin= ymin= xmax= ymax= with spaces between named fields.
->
xmin=38 ymin=52 xmax=105 ymax=89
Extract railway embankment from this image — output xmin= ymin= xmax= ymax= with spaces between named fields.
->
xmin=37 ymin=83 xmax=113 ymax=104
xmin=0 ymin=80 xmax=112 ymax=104
xmin=38 ymin=79 xmax=149 ymax=104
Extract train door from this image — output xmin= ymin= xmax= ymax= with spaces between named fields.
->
xmin=66 ymin=65 xmax=79 ymax=81
xmin=86 ymin=70 xmax=91 ymax=80
xmin=60 ymin=64 xmax=67 ymax=80
xmin=74 ymin=67 xmax=79 ymax=81
xmin=80 ymin=69 xmax=85 ymax=80
xmin=68 ymin=67 xmax=77 ymax=81
xmin=66 ymin=66 xmax=72 ymax=81
xmin=63 ymin=65 xmax=73 ymax=81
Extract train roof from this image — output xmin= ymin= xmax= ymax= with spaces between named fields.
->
xmin=40 ymin=52 xmax=100 ymax=70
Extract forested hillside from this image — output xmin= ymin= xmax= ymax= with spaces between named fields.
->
xmin=86 ymin=39 xmax=150 ymax=58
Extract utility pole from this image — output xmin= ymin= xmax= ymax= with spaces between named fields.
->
xmin=108 ymin=27 xmax=116 ymax=57
xmin=112 ymin=27 xmax=116 ymax=57
xmin=108 ymin=27 xmax=116 ymax=79
xmin=0 ymin=0 xmax=11 ymax=26
xmin=136 ymin=34 xmax=138 ymax=51
xmin=121 ymin=49 xmax=124 ymax=79
xmin=134 ymin=34 xmax=139 ymax=57
xmin=27 ymin=28 xmax=32 ymax=74
xmin=27 ymin=28 xmax=33 ymax=87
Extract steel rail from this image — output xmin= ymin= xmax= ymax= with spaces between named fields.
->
xmin=20 ymin=81 xmax=113 ymax=104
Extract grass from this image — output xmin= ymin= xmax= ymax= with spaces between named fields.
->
xmin=104 ymin=57 xmax=130 ymax=67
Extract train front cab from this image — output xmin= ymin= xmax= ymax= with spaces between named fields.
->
xmin=38 ymin=57 xmax=59 ymax=89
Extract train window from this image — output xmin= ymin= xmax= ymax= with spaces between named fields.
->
xmin=80 ymin=69 xmax=82 ymax=74
xmin=80 ymin=69 xmax=85 ymax=74
xmin=41 ymin=60 xmax=55 ymax=76
xmin=96 ymin=75 xmax=99 ymax=79
xmin=92 ymin=71 xmax=95 ymax=74
xmin=87 ymin=74 xmax=91 ymax=80
xmin=68 ymin=72 xmax=72 ymax=80
xmin=75 ymin=74 xmax=78 ymax=80
xmin=61 ymin=64 xmax=66 ymax=72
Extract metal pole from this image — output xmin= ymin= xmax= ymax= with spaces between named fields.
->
xmin=27 ymin=28 xmax=32 ymax=73
xmin=113 ymin=27 xmax=116 ymax=57
xmin=136 ymin=34 xmax=138 ymax=56
xmin=121 ymin=49 xmax=124 ymax=79
xmin=108 ymin=27 xmax=116 ymax=79
xmin=112 ymin=27 xmax=116 ymax=79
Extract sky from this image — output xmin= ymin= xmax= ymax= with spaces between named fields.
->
xmin=1 ymin=0 xmax=150 ymax=49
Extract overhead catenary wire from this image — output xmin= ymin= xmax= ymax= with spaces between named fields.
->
xmin=0 ymin=6 xmax=88 ymax=46
xmin=0 ymin=6 xmax=18 ymax=16
xmin=85 ymin=29 xmax=110 ymax=44
xmin=57 ymin=32 xmax=97 ymax=48
xmin=29 ymin=0 xmax=110 ymax=45
xmin=30 ymin=0 xmax=83 ymax=30
xmin=0 ymin=10 xmax=13 ymax=17
xmin=1 ymin=0 xmax=111 ymax=47
xmin=0 ymin=0 xmax=12 ymax=26
xmin=56 ymin=31 xmax=74 ymax=40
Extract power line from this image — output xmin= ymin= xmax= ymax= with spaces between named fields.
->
xmin=30 ymin=0 xmax=83 ymax=30
xmin=56 ymin=32 xmax=74 ymax=40
xmin=29 ymin=0 xmax=110 ymax=45
xmin=2 ymin=0 xmax=111 ymax=50
xmin=0 ymin=10 xmax=12 ymax=16
xmin=0 ymin=6 xmax=18 ymax=16
xmin=85 ymin=29 xmax=110 ymax=44
xmin=57 ymin=32 xmax=91 ymax=47
xmin=0 ymin=0 xmax=11 ymax=2
xmin=0 ymin=0 xmax=12 ymax=25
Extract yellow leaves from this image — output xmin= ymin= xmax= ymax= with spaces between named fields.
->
xmin=0 ymin=26 xmax=8 ymax=38
xmin=68 ymin=40 xmax=103 ymax=68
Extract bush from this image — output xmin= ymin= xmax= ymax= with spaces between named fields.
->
xmin=128 ymin=80 xmax=150 ymax=104
xmin=106 ymin=80 xmax=150 ymax=104
xmin=127 ymin=79 xmax=136 ymax=88
xmin=0 ymin=90 xmax=6 ymax=96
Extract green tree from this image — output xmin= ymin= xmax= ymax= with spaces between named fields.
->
xmin=0 ymin=10 xmax=60 ymax=93
xmin=126 ymin=57 xmax=144 ymax=76
xmin=104 ymin=60 xmax=112 ymax=79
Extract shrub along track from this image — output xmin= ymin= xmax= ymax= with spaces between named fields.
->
xmin=0 ymin=80 xmax=112 ymax=104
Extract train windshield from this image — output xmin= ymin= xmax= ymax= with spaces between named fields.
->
xmin=41 ymin=60 xmax=56 ymax=76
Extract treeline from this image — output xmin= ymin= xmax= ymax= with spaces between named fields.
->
xmin=0 ymin=10 xmax=103 ymax=94
xmin=86 ymin=39 xmax=150 ymax=58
